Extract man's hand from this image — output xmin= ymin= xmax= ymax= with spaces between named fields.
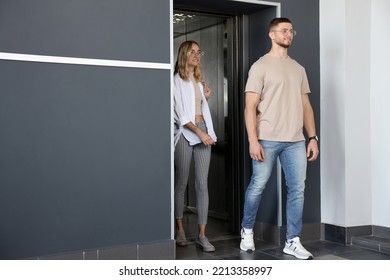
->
xmin=249 ymin=140 xmax=266 ymax=162
xmin=307 ymin=140 xmax=319 ymax=161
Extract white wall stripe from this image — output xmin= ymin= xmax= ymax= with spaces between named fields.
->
xmin=0 ymin=52 xmax=171 ymax=70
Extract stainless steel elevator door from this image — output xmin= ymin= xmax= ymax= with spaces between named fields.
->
xmin=174 ymin=12 xmax=230 ymax=223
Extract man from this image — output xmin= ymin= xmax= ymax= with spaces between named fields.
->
xmin=240 ymin=17 xmax=319 ymax=260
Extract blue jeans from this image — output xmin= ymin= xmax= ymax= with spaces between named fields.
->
xmin=241 ymin=140 xmax=307 ymax=240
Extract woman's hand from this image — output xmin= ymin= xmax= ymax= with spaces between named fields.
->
xmin=202 ymin=81 xmax=212 ymax=100
xmin=199 ymin=130 xmax=216 ymax=146
xmin=184 ymin=122 xmax=216 ymax=146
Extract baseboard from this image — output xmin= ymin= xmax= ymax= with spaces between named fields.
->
xmin=373 ymin=225 xmax=390 ymax=239
xmin=251 ymin=222 xmax=390 ymax=246
xmin=31 ymin=239 xmax=175 ymax=260
xmin=324 ymin=224 xmax=390 ymax=245
xmin=324 ymin=224 xmax=372 ymax=245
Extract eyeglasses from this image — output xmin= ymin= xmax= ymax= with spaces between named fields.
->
xmin=272 ymin=29 xmax=297 ymax=36
xmin=188 ymin=50 xmax=204 ymax=57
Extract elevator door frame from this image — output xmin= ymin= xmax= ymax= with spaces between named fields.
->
xmin=172 ymin=0 xmax=281 ymax=237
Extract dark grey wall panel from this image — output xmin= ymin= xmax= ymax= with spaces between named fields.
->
xmin=245 ymin=0 xmax=320 ymax=225
xmin=0 ymin=60 xmax=171 ymax=259
xmin=254 ymin=0 xmax=320 ymax=224
xmin=276 ymin=0 xmax=321 ymax=224
xmin=0 ymin=0 xmax=170 ymax=63
xmin=248 ymin=8 xmax=274 ymax=66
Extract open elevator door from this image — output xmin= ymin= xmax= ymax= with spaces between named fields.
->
xmin=173 ymin=1 xmax=279 ymax=240
xmin=173 ymin=11 xmax=237 ymax=238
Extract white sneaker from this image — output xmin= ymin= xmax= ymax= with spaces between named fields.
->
xmin=283 ymin=237 xmax=313 ymax=260
xmin=240 ymin=228 xmax=255 ymax=251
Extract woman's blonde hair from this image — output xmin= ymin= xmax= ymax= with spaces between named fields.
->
xmin=174 ymin=40 xmax=203 ymax=82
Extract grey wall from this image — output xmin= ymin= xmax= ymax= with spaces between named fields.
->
xmin=0 ymin=0 xmax=320 ymax=259
xmin=0 ymin=0 xmax=171 ymax=259
xmin=0 ymin=0 xmax=170 ymax=63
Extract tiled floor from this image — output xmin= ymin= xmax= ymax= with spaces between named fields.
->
xmin=176 ymin=213 xmax=390 ymax=260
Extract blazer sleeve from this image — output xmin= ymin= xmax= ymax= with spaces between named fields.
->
xmin=174 ymin=75 xmax=191 ymax=126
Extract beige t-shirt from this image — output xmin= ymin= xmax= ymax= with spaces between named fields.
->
xmin=245 ymin=54 xmax=311 ymax=142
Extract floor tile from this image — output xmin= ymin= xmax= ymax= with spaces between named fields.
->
xmin=334 ymin=249 xmax=390 ymax=260
xmin=222 ymin=251 xmax=280 ymax=260
xmin=176 ymin=213 xmax=390 ymax=260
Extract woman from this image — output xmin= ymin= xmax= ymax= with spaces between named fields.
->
xmin=173 ymin=41 xmax=217 ymax=252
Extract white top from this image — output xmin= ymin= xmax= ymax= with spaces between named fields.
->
xmin=174 ymin=73 xmax=217 ymax=147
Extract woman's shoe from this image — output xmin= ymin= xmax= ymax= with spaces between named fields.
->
xmin=196 ymin=236 xmax=215 ymax=252
xmin=175 ymin=230 xmax=187 ymax=246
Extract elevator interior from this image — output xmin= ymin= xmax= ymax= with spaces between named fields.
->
xmin=173 ymin=11 xmax=234 ymax=238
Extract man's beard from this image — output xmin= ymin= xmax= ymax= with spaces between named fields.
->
xmin=276 ymin=41 xmax=291 ymax=49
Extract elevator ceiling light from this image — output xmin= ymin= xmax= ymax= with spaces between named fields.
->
xmin=173 ymin=13 xmax=196 ymax=24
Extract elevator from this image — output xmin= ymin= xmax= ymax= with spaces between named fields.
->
xmin=173 ymin=11 xmax=237 ymax=237
xmin=173 ymin=1 xmax=279 ymax=240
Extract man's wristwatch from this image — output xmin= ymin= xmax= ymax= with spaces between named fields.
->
xmin=308 ymin=135 xmax=319 ymax=142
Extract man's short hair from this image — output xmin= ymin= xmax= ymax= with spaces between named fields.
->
xmin=269 ymin=17 xmax=292 ymax=31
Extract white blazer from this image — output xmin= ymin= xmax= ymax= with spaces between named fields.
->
xmin=173 ymin=73 xmax=217 ymax=147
